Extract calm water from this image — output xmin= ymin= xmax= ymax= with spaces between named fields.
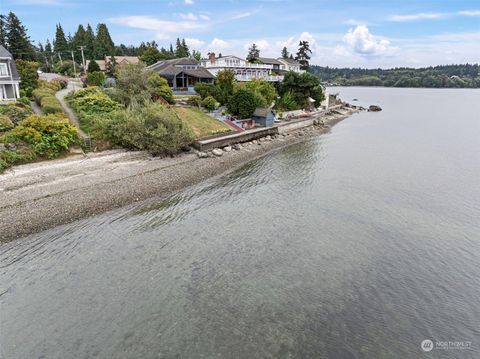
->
xmin=1 ymin=88 xmax=479 ymax=358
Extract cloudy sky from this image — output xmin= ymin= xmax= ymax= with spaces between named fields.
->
xmin=2 ymin=0 xmax=480 ymax=68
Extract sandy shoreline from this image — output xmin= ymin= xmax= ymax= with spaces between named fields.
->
xmin=0 ymin=108 xmax=358 ymax=242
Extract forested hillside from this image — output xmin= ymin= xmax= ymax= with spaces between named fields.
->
xmin=310 ymin=64 xmax=480 ymax=88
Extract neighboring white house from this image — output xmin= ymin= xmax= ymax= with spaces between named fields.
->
xmin=200 ymin=53 xmax=284 ymax=82
xmin=0 ymin=45 xmax=21 ymax=103
xmin=277 ymin=57 xmax=305 ymax=73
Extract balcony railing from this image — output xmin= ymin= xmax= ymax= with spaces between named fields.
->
xmin=235 ymin=75 xmax=284 ymax=82
xmin=203 ymin=63 xmax=274 ymax=70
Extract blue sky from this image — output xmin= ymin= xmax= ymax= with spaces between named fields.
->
xmin=2 ymin=0 xmax=479 ymax=68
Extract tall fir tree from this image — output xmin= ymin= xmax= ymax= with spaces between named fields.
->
xmin=181 ymin=38 xmax=190 ymax=57
xmin=281 ymin=46 xmax=289 ymax=59
xmin=54 ymin=23 xmax=69 ymax=54
xmin=246 ymin=43 xmax=260 ymax=62
xmin=0 ymin=14 xmax=7 ymax=48
xmin=5 ymin=12 xmax=36 ymax=60
xmin=84 ymin=24 xmax=96 ymax=60
xmin=175 ymin=38 xmax=183 ymax=58
xmin=295 ymin=40 xmax=312 ymax=71
xmin=95 ymin=23 xmax=115 ymax=59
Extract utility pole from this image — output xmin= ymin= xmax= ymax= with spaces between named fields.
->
xmin=71 ymin=50 xmax=77 ymax=92
xmin=78 ymin=46 xmax=86 ymax=72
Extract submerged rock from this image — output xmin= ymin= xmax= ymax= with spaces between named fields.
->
xmin=368 ymin=105 xmax=382 ymax=112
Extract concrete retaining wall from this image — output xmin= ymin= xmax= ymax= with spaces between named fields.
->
xmin=194 ymin=127 xmax=279 ymax=151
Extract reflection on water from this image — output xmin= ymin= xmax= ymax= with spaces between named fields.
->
xmin=1 ymin=88 xmax=480 ymax=359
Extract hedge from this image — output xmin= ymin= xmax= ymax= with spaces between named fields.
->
xmin=32 ymin=88 xmax=55 ymax=105
xmin=40 ymin=96 xmax=63 ymax=114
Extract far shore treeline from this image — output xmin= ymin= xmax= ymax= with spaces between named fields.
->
xmin=310 ymin=64 xmax=480 ymax=88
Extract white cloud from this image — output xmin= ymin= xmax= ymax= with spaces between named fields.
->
xmin=110 ymin=15 xmax=208 ymax=39
xmin=209 ymin=38 xmax=229 ymax=51
xmin=184 ymin=0 xmax=194 ymax=4
xmin=185 ymin=37 xmax=205 ymax=48
xmin=343 ymin=19 xmax=367 ymax=26
xmin=199 ymin=14 xmax=211 ymax=20
xmin=179 ymin=12 xmax=198 ymax=20
xmin=457 ymin=10 xmax=480 ymax=17
xmin=343 ymin=25 xmax=395 ymax=56
xmin=388 ymin=12 xmax=447 ymax=22
xmin=232 ymin=12 xmax=253 ymax=19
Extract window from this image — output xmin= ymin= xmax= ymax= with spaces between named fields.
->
xmin=0 ymin=63 xmax=8 ymax=76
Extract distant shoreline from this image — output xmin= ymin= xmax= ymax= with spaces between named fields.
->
xmin=0 ymin=106 xmax=359 ymax=243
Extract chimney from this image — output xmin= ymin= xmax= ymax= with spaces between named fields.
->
xmin=209 ymin=52 xmax=216 ymax=64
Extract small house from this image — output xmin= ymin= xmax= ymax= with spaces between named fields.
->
xmin=252 ymin=106 xmax=276 ymax=127
xmin=0 ymin=45 xmax=20 ymax=102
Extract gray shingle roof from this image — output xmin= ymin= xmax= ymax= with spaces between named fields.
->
xmin=0 ymin=45 xmax=20 ymax=81
xmin=258 ymin=57 xmax=282 ymax=65
xmin=278 ymin=57 xmax=301 ymax=65
xmin=149 ymin=57 xmax=214 ymax=80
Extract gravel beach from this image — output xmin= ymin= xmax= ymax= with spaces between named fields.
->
xmin=0 ymin=109 xmax=357 ymax=242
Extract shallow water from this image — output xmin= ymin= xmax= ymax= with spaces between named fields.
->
xmin=1 ymin=87 xmax=479 ymax=358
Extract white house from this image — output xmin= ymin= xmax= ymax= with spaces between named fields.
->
xmin=200 ymin=53 xmax=284 ymax=82
xmin=0 ymin=45 xmax=21 ymax=103
xmin=277 ymin=57 xmax=305 ymax=73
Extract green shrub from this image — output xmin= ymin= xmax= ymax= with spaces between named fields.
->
xmin=188 ymin=95 xmax=202 ymax=107
xmin=54 ymin=60 xmax=80 ymax=77
xmin=0 ymin=103 xmax=34 ymax=125
xmin=15 ymin=60 xmax=39 ymax=97
xmin=32 ymin=88 xmax=55 ymax=105
xmin=227 ymin=88 xmax=263 ymax=118
xmin=244 ymin=79 xmax=277 ymax=105
xmin=108 ymin=102 xmax=194 ymax=156
xmin=194 ymin=82 xmax=218 ymax=99
xmin=276 ymin=91 xmax=299 ymax=111
xmin=0 ymin=149 xmax=36 ymax=172
xmin=87 ymin=60 xmax=101 ymax=73
xmin=38 ymin=79 xmax=62 ymax=92
xmin=147 ymin=73 xmax=174 ymax=104
xmin=202 ymin=96 xmax=217 ymax=111
xmin=86 ymin=71 xmax=106 ymax=87
xmin=0 ymin=115 xmax=14 ymax=131
xmin=3 ymin=114 xmax=78 ymax=158
xmin=40 ymin=96 xmax=63 ymax=114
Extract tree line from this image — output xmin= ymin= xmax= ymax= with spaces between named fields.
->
xmin=246 ymin=41 xmax=313 ymax=71
xmin=0 ymin=11 xmax=200 ymax=70
xmin=310 ymin=64 xmax=480 ymax=88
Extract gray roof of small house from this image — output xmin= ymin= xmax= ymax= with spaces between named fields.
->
xmin=0 ymin=45 xmax=20 ymax=81
xmin=253 ymin=107 xmax=274 ymax=117
xmin=258 ymin=57 xmax=282 ymax=65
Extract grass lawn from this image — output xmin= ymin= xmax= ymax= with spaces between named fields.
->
xmin=174 ymin=106 xmax=231 ymax=139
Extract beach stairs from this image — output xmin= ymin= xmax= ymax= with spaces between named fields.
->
xmin=224 ymin=119 xmax=245 ymax=132
xmin=82 ymin=136 xmax=92 ymax=151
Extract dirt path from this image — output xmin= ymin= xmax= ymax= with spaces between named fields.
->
xmin=55 ymin=80 xmax=88 ymax=139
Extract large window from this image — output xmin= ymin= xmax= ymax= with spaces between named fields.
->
xmin=0 ymin=63 xmax=8 ymax=76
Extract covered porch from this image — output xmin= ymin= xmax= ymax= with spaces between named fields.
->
xmin=0 ymin=83 xmax=20 ymax=103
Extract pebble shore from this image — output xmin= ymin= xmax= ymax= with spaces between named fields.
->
xmin=0 ymin=108 xmax=357 ymax=242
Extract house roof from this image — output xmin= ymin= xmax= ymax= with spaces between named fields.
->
xmin=111 ymin=56 xmax=139 ymax=64
xmin=253 ymin=107 xmax=274 ymax=117
xmin=95 ymin=60 xmax=106 ymax=71
xmin=0 ymin=45 xmax=20 ymax=81
xmin=148 ymin=58 xmax=214 ymax=80
xmin=278 ymin=57 xmax=301 ymax=65
xmin=0 ymin=45 xmax=12 ymax=59
xmin=257 ymin=57 xmax=282 ymax=65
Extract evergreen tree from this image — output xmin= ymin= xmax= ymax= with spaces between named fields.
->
xmin=105 ymin=55 xmax=117 ymax=77
xmin=295 ymin=40 xmax=312 ymax=71
xmin=54 ymin=23 xmax=69 ymax=54
xmin=192 ymin=50 xmax=202 ymax=61
xmin=87 ymin=59 xmax=100 ymax=72
xmin=71 ymin=25 xmax=86 ymax=50
xmin=45 ymin=39 xmax=52 ymax=53
xmin=95 ymin=23 xmax=115 ymax=59
xmin=175 ymin=38 xmax=183 ymax=57
xmin=139 ymin=46 xmax=161 ymax=66
xmin=0 ymin=14 xmax=7 ymax=48
xmin=247 ymin=43 xmax=260 ymax=62
xmin=281 ymin=46 xmax=289 ymax=59
xmin=84 ymin=24 xmax=96 ymax=60
xmin=5 ymin=12 xmax=36 ymax=60
xmin=169 ymin=43 xmax=174 ymax=56
xmin=181 ymin=38 xmax=190 ymax=57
